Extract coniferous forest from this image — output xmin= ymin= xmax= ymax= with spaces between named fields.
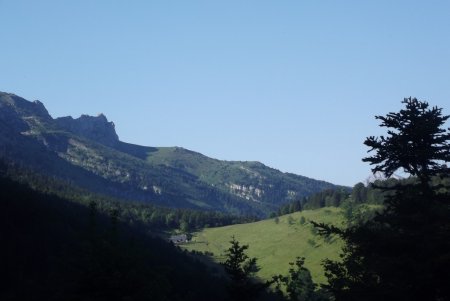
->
xmin=1 ymin=173 xmax=231 ymax=301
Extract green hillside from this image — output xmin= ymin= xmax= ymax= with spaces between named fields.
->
xmin=146 ymin=147 xmax=344 ymax=208
xmin=183 ymin=207 xmax=344 ymax=283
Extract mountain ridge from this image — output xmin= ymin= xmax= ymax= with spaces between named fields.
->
xmin=0 ymin=91 xmax=348 ymax=216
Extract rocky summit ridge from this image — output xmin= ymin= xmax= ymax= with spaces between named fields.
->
xmin=56 ymin=114 xmax=119 ymax=147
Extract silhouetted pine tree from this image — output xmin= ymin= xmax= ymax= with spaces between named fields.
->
xmin=314 ymin=98 xmax=450 ymax=301
xmin=222 ymin=236 xmax=268 ymax=301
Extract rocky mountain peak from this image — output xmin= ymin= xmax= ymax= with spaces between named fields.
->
xmin=56 ymin=113 xmax=119 ymax=147
xmin=0 ymin=92 xmax=54 ymax=134
xmin=0 ymin=92 xmax=52 ymax=120
xmin=1 ymin=91 xmax=120 ymax=147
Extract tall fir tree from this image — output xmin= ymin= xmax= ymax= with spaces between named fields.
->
xmin=222 ymin=236 xmax=267 ymax=301
xmin=314 ymin=98 xmax=450 ymax=301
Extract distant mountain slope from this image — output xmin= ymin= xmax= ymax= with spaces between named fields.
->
xmin=0 ymin=91 xmax=346 ymax=216
xmin=145 ymin=147 xmax=339 ymax=206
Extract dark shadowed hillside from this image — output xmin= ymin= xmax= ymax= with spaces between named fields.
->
xmin=0 ymin=173 xmax=230 ymax=301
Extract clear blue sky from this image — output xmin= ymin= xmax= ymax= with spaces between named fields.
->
xmin=1 ymin=1 xmax=450 ymax=186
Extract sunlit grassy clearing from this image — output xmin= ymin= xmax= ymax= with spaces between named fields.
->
xmin=182 ymin=207 xmax=344 ymax=283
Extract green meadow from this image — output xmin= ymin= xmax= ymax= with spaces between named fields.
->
xmin=182 ymin=207 xmax=344 ymax=283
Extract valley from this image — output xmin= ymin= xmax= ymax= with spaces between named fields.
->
xmin=183 ymin=207 xmax=343 ymax=283
xmin=2 ymin=91 xmax=448 ymax=300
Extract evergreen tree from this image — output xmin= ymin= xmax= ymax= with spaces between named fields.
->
xmin=222 ymin=236 xmax=266 ymax=301
xmin=363 ymin=97 xmax=450 ymax=186
xmin=273 ymin=257 xmax=330 ymax=301
xmin=314 ymin=98 xmax=450 ymax=301
xmin=351 ymin=182 xmax=366 ymax=203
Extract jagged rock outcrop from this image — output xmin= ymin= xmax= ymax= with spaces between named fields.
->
xmin=56 ymin=114 xmax=119 ymax=147
xmin=0 ymin=92 xmax=51 ymax=120
xmin=0 ymin=92 xmax=118 ymax=148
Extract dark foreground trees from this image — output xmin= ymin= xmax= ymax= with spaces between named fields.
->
xmin=314 ymin=98 xmax=450 ymax=301
xmin=222 ymin=236 xmax=269 ymax=301
xmin=0 ymin=174 xmax=228 ymax=301
xmin=272 ymin=257 xmax=331 ymax=301
xmin=222 ymin=237 xmax=329 ymax=301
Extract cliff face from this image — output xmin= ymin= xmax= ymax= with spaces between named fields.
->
xmin=0 ymin=93 xmax=52 ymax=134
xmin=0 ymin=92 xmax=119 ymax=148
xmin=56 ymin=114 xmax=119 ymax=147
xmin=0 ymin=93 xmax=51 ymax=120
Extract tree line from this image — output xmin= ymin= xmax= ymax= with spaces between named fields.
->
xmin=275 ymin=172 xmax=449 ymax=218
xmin=0 ymin=161 xmax=257 ymax=234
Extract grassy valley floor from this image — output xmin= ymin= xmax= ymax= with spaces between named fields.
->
xmin=182 ymin=207 xmax=344 ymax=283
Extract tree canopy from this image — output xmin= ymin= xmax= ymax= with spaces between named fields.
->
xmin=222 ymin=236 xmax=266 ymax=301
xmin=315 ymin=98 xmax=450 ymax=301
xmin=363 ymin=97 xmax=450 ymax=184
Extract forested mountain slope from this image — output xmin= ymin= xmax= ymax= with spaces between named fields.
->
xmin=0 ymin=92 xmax=344 ymax=216
xmin=0 ymin=173 xmax=229 ymax=301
